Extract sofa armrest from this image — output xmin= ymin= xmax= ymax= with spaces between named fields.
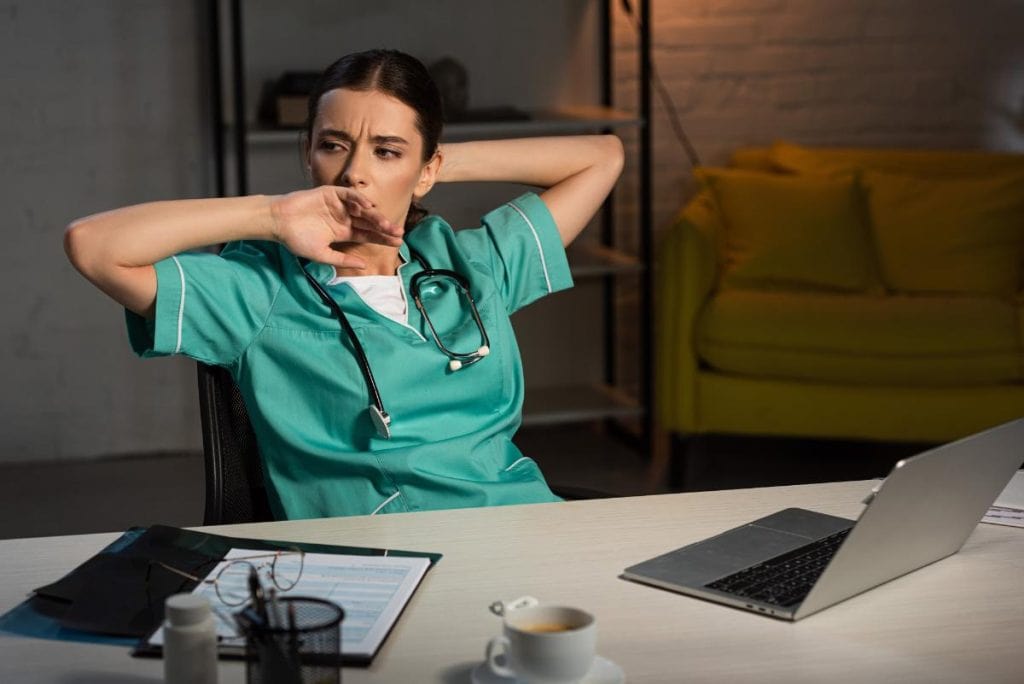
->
xmin=656 ymin=189 xmax=720 ymax=432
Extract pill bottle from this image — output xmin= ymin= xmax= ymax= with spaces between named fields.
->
xmin=163 ymin=593 xmax=218 ymax=684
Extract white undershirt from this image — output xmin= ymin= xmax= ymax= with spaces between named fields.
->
xmin=327 ymin=274 xmax=409 ymax=325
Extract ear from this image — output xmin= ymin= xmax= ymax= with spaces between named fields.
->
xmin=413 ymin=149 xmax=442 ymax=200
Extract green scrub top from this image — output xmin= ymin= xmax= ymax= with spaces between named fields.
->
xmin=126 ymin=192 xmax=573 ymax=519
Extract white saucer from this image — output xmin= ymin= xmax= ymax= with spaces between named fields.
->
xmin=470 ymin=655 xmax=624 ymax=684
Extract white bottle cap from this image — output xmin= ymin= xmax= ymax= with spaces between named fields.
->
xmin=165 ymin=593 xmax=212 ymax=627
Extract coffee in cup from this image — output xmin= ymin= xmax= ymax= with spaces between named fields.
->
xmin=486 ymin=605 xmax=596 ymax=683
xmin=522 ymin=623 xmax=575 ymax=634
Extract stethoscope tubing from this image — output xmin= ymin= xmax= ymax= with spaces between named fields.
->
xmin=410 ymin=267 xmax=491 ymax=364
xmin=301 ymin=266 xmax=389 ymax=421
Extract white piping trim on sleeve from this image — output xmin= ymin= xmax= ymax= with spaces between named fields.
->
xmin=370 ymin=490 xmax=401 ymax=515
xmin=504 ymin=456 xmax=531 ymax=472
xmin=171 ymin=256 xmax=186 ymax=354
xmin=506 ymin=201 xmax=552 ymax=293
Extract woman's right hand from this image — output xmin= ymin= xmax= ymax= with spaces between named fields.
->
xmin=268 ymin=185 xmax=403 ymax=269
xmin=64 ymin=185 xmax=402 ymax=317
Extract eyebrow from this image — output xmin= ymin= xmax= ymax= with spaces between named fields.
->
xmin=317 ymin=128 xmax=409 ymax=146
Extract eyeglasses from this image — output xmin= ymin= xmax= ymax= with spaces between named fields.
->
xmin=152 ymin=549 xmax=306 ymax=607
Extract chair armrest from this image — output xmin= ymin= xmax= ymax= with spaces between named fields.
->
xmin=655 ymin=189 xmax=720 ymax=432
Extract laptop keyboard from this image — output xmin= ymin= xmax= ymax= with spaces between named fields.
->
xmin=704 ymin=528 xmax=851 ymax=608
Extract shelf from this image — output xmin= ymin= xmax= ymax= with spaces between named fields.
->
xmin=522 ymin=383 xmax=642 ymax=427
xmin=242 ymin=106 xmax=642 ymax=145
xmin=566 ymin=243 xmax=643 ymax=278
xmin=443 ymin=106 xmax=642 ymax=139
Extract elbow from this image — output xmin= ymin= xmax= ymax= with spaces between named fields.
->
xmin=64 ymin=218 xmax=99 ymax=278
xmin=601 ymin=134 xmax=625 ymax=181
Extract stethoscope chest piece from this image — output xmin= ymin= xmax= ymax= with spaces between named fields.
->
xmin=370 ymin=405 xmax=391 ymax=440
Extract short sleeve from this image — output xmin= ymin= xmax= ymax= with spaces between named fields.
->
xmin=458 ymin=192 xmax=574 ymax=314
xmin=125 ymin=241 xmax=284 ymax=366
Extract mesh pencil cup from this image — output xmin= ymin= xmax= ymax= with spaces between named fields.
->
xmin=236 ymin=596 xmax=344 ymax=684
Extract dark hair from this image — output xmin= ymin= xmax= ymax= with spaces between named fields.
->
xmin=305 ymin=49 xmax=443 ymax=230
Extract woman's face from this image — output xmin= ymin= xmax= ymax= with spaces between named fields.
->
xmin=306 ymin=87 xmax=439 ymax=228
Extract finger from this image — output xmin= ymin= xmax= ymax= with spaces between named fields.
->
xmin=331 ymin=197 xmax=397 ymax=238
xmin=351 ymin=219 xmax=404 ymax=246
xmin=333 ymin=186 xmax=375 ymax=210
xmin=347 ymin=203 xmax=399 ymax=236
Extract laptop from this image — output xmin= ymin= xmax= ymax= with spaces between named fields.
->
xmin=621 ymin=418 xmax=1024 ymax=620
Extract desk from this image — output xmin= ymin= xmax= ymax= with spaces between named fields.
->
xmin=2 ymin=481 xmax=1022 ymax=683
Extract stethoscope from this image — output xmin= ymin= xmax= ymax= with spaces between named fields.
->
xmin=301 ymin=249 xmax=490 ymax=440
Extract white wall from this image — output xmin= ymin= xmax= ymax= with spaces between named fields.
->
xmin=2 ymin=0 xmax=1022 ymax=463
xmin=0 ymin=1 xmax=209 ymax=463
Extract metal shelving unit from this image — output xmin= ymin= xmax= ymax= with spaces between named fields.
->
xmin=245 ymin=105 xmax=642 ymax=145
xmin=208 ymin=0 xmax=653 ymax=454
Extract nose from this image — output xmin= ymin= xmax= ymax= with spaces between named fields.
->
xmin=340 ymin=146 xmax=369 ymax=188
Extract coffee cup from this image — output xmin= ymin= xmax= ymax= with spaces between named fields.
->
xmin=485 ymin=605 xmax=596 ymax=683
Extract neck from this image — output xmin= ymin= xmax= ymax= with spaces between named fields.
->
xmin=334 ymin=243 xmax=402 ymax=277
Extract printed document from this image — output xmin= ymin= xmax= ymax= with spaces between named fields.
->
xmin=982 ymin=470 xmax=1024 ymax=529
xmin=150 ymin=548 xmax=432 ymax=660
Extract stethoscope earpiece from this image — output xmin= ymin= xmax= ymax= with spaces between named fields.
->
xmin=448 ymin=346 xmax=491 ymax=373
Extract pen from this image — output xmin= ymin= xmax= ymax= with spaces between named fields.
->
xmin=248 ymin=566 xmax=266 ymax=622
xmin=287 ymin=601 xmax=301 ymax=673
xmin=268 ymin=587 xmax=282 ymax=628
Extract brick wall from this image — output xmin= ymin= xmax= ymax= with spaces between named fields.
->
xmin=614 ymin=0 xmax=1024 ymax=240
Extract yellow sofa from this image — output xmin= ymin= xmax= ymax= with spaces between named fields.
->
xmin=656 ymin=141 xmax=1024 ymax=445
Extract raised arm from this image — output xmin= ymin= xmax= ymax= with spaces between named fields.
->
xmin=64 ymin=187 xmax=399 ymax=318
xmin=436 ymin=135 xmax=624 ymax=246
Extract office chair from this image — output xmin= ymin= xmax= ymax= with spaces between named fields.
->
xmin=198 ymin=363 xmax=275 ymax=525
xmin=198 ymin=363 xmax=611 ymax=525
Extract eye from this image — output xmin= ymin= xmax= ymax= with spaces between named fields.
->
xmin=318 ymin=140 xmax=347 ymax=153
xmin=375 ymin=147 xmax=401 ymax=160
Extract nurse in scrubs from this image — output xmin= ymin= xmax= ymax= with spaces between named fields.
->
xmin=65 ymin=49 xmax=624 ymax=519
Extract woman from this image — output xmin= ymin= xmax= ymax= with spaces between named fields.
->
xmin=65 ymin=49 xmax=623 ymax=519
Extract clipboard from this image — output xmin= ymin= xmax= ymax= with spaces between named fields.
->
xmin=2 ymin=524 xmax=440 ymax=666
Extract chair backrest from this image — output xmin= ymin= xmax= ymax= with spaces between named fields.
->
xmin=197 ymin=363 xmax=275 ymax=525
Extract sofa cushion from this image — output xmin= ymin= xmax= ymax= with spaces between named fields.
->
xmin=862 ymin=170 xmax=1024 ymax=296
xmin=729 ymin=147 xmax=775 ymax=172
xmin=696 ymin=167 xmax=877 ymax=292
xmin=771 ymin=140 xmax=1024 ymax=178
xmin=696 ymin=290 xmax=1020 ymax=385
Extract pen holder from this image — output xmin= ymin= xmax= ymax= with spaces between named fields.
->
xmin=237 ymin=596 xmax=344 ymax=684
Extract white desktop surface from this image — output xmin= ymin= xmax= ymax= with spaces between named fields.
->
xmin=1 ymin=481 xmax=1022 ymax=683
